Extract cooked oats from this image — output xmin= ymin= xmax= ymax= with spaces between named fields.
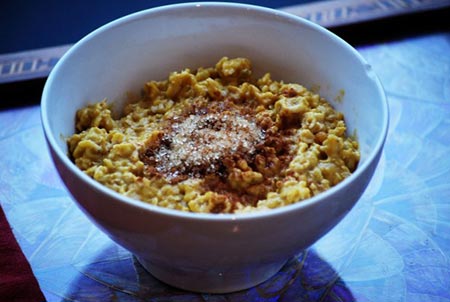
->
xmin=68 ymin=57 xmax=359 ymax=213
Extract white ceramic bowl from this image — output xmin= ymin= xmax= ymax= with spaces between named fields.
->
xmin=41 ymin=2 xmax=388 ymax=293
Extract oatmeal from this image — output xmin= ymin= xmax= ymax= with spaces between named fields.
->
xmin=68 ymin=57 xmax=359 ymax=213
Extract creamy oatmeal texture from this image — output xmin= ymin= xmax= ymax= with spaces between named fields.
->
xmin=68 ymin=57 xmax=359 ymax=213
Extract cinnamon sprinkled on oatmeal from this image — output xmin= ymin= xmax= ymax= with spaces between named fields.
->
xmin=143 ymin=110 xmax=264 ymax=180
xmin=68 ymin=57 xmax=360 ymax=213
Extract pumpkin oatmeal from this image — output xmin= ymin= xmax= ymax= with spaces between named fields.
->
xmin=68 ymin=57 xmax=359 ymax=213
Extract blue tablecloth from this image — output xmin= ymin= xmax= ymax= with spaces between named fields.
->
xmin=1 ymin=5 xmax=449 ymax=302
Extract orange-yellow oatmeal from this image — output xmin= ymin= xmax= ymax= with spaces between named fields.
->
xmin=68 ymin=57 xmax=359 ymax=213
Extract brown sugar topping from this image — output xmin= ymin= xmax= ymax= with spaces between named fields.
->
xmin=140 ymin=102 xmax=265 ymax=181
xmin=140 ymin=98 xmax=296 ymax=208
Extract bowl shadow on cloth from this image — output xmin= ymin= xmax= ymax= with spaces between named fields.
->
xmin=66 ymin=247 xmax=355 ymax=301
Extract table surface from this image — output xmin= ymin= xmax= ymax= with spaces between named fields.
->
xmin=1 ymin=5 xmax=450 ymax=302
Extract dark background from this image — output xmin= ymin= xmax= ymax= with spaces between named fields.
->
xmin=1 ymin=0 xmax=448 ymax=107
xmin=0 ymin=0 xmax=321 ymax=54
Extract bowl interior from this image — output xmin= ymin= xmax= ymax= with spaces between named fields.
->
xmin=42 ymin=2 xmax=387 ymax=211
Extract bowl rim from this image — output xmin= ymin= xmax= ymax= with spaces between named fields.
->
xmin=41 ymin=1 xmax=389 ymax=222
